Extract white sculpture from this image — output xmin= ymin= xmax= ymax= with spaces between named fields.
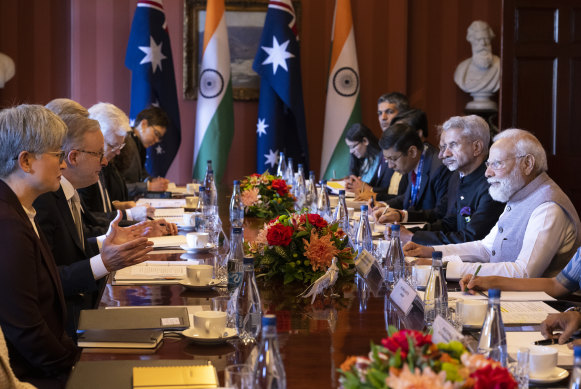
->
xmin=0 ymin=53 xmax=15 ymax=88
xmin=454 ymin=21 xmax=500 ymax=110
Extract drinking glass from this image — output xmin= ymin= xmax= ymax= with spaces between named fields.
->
xmin=224 ymin=364 xmax=253 ymax=389
xmin=212 ymin=296 xmax=235 ymax=328
xmin=509 ymin=347 xmax=530 ymax=389
xmin=447 ymin=297 xmax=463 ymax=331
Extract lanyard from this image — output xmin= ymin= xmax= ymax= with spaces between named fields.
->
xmin=407 ymin=151 xmax=425 ymax=209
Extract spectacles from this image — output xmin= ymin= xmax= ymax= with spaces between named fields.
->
xmin=485 ymin=155 xmax=527 ymax=170
xmin=106 ymin=141 xmax=125 ymax=152
xmin=74 ymin=149 xmax=105 ymax=163
xmin=384 ymin=153 xmax=404 ymax=163
xmin=46 ymin=151 xmax=66 ymax=164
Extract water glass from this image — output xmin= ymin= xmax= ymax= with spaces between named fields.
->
xmin=509 ymin=347 xmax=529 ymax=389
xmin=224 ymin=364 xmax=253 ymax=389
xmin=212 ymin=296 xmax=235 ymax=328
xmin=447 ymin=297 xmax=463 ymax=331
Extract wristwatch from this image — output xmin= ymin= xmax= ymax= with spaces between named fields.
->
xmin=564 ymin=306 xmax=581 ymax=312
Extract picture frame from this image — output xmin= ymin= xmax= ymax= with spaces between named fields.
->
xmin=183 ymin=0 xmax=301 ymax=101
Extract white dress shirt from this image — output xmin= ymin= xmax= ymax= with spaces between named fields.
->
xmin=436 ymin=202 xmax=577 ymax=279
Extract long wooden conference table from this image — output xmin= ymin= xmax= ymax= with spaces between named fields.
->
xmin=73 ymin=190 xmax=575 ymax=388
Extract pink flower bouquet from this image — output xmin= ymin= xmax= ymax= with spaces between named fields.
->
xmin=240 ymin=173 xmax=295 ymax=219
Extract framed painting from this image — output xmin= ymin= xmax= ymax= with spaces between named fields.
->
xmin=183 ymin=0 xmax=300 ymax=100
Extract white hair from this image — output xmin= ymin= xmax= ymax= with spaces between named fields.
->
xmin=441 ymin=115 xmax=490 ymax=153
xmin=88 ymin=102 xmax=130 ymax=138
xmin=493 ymin=128 xmax=548 ymax=173
xmin=467 ymin=20 xmax=495 ymax=42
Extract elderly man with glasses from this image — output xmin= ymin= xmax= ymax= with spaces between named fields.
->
xmin=405 ymin=129 xmax=581 ymax=279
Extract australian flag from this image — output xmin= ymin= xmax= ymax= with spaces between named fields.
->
xmin=253 ymin=0 xmax=309 ymax=174
xmin=125 ymin=0 xmax=181 ymax=177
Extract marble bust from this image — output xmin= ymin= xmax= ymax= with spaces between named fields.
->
xmin=0 ymin=53 xmax=15 ymax=88
xmin=454 ymin=21 xmax=500 ymax=110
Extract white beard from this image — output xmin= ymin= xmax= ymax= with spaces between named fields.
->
xmin=488 ymin=168 xmax=526 ymax=203
xmin=472 ymin=50 xmax=493 ymax=69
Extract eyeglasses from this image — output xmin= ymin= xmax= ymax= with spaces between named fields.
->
xmin=384 ymin=153 xmax=404 ymax=163
xmin=485 ymin=155 xmax=527 ymax=170
xmin=106 ymin=141 xmax=125 ymax=152
xmin=46 ymin=151 xmax=66 ymax=164
xmin=74 ymin=149 xmax=106 ymax=163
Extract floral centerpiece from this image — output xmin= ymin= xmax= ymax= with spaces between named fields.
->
xmin=240 ymin=172 xmax=295 ymax=220
xmin=339 ymin=327 xmax=516 ymax=389
xmin=246 ymin=213 xmax=355 ymax=284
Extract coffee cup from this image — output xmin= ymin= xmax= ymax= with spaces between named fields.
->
xmin=412 ymin=265 xmax=431 ymax=287
xmin=186 ymin=183 xmax=200 ymax=194
xmin=182 ymin=212 xmax=196 ymax=227
xmin=185 ymin=196 xmax=199 ymax=209
xmin=457 ymin=300 xmax=488 ymax=326
xmin=186 ymin=232 xmax=209 ymax=248
xmin=529 ymin=346 xmax=558 ymax=377
xmin=186 ymin=264 xmax=213 ymax=286
xmin=193 ymin=310 xmax=227 ymax=338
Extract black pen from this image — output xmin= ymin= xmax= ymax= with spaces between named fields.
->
xmin=147 ymin=216 xmax=155 ymax=220
xmin=534 ymin=337 xmax=575 ymax=345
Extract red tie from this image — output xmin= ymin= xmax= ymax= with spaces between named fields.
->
xmin=411 ymin=171 xmax=417 ymax=186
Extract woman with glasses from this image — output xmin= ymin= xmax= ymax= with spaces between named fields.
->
xmin=344 ymin=123 xmax=382 ymax=184
xmin=0 ymin=105 xmax=79 ymax=388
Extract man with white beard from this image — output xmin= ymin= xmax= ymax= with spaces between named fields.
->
xmin=404 ymin=129 xmax=581 ymax=279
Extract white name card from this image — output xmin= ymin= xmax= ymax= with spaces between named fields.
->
xmin=355 ymin=250 xmax=384 ymax=294
xmin=431 ymin=315 xmax=464 ymax=344
xmin=355 ymin=250 xmax=377 ymax=277
xmin=389 ymin=279 xmax=417 ymax=315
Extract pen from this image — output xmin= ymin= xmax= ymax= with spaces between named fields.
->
xmin=468 ymin=264 xmax=482 ymax=286
xmin=147 ymin=216 xmax=155 ymax=221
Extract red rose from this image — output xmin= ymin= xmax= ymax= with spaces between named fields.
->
xmin=299 ymin=214 xmax=328 ymax=228
xmin=266 ymin=223 xmax=294 ymax=246
xmin=471 ymin=365 xmax=517 ymax=389
xmin=381 ymin=330 xmax=431 ymax=359
xmin=251 ymin=173 xmax=261 ymax=177
xmin=271 ymin=179 xmax=289 ymax=196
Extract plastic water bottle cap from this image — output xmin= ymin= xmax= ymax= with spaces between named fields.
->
xmin=232 ymin=227 xmax=243 ymax=234
xmin=243 ymin=256 xmax=254 ymax=265
xmin=339 ymin=190 xmax=345 ymax=195
xmin=309 ymin=170 xmax=315 ymax=175
xmin=360 ymin=205 xmax=368 ymax=211
xmin=432 ymin=251 xmax=443 ymax=259
xmin=574 ymin=345 xmax=581 ymax=358
xmin=262 ymin=314 xmax=276 ymax=326
xmin=488 ymin=289 xmax=501 ymax=298
xmin=233 ymin=180 xmax=240 ymax=185
xmin=391 ymin=224 xmax=400 ymax=231
xmin=298 ymin=163 xmax=303 ymax=168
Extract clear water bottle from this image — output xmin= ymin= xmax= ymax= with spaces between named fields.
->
xmin=203 ymin=160 xmax=218 ymax=206
xmin=227 ymin=227 xmax=244 ymax=293
xmin=355 ymin=205 xmax=373 ymax=255
xmin=276 ymin=152 xmax=286 ymax=178
xmin=316 ymin=180 xmax=331 ymax=219
xmin=306 ymin=171 xmax=318 ymax=212
xmin=253 ymin=315 xmax=286 ymax=389
xmin=294 ymin=164 xmax=306 ymax=209
xmin=285 ymin=158 xmax=294 ymax=186
xmin=569 ymin=346 xmax=581 ymax=388
xmin=332 ymin=189 xmax=349 ymax=233
xmin=423 ymin=251 xmax=448 ymax=327
xmin=229 ymin=180 xmax=244 ymax=228
xmin=384 ymin=224 xmax=405 ymax=287
xmin=477 ymin=289 xmax=508 ymax=367
xmin=233 ymin=255 xmax=263 ymax=343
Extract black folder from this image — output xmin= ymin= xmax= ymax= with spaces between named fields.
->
xmin=78 ymin=307 xmax=190 ymax=331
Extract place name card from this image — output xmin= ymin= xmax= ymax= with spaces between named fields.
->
xmin=431 ymin=315 xmax=464 ymax=344
xmin=355 ymin=250 xmax=384 ymax=294
xmin=389 ymin=279 xmax=417 ymax=315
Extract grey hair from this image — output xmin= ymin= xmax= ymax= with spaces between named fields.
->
xmin=88 ymin=102 xmax=130 ymax=138
xmin=45 ymin=98 xmax=89 ymax=118
xmin=441 ymin=115 xmax=490 ymax=153
xmin=494 ymin=128 xmax=548 ymax=173
xmin=59 ymin=114 xmax=101 ymax=153
xmin=467 ymin=20 xmax=495 ymax=42
xmin=0 ymin=104 xmax=67 ymax=178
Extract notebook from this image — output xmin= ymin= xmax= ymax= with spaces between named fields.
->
xmin=133 ymin=365 xmax=218 ymax=388
xmin=78 ymin=307 xmax=190 ymax=331
xmin=77 ymin=329 xmax=163 ymax=349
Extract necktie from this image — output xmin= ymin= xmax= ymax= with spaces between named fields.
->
xmin=97 ymin=173 xmax=112 ymax=212
xmin=71 ymin=191 xmax=85 ymax=251
xmin=411 ymin=171 xmax=417 ymax=186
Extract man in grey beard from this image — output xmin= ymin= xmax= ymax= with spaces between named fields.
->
xmin=454 ymin=21 xmax=500 ymax=98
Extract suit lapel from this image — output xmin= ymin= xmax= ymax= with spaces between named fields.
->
xmin=55 ymin=187 xmax=85 ymax=253
xmin=415 ymin=150 xmax=433 ymax=206
xmin=36 ymin=225 xmax=68 ymax=322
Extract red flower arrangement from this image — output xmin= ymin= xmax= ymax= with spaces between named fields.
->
xmin=240 ymin=172 xmax=295 ymax=219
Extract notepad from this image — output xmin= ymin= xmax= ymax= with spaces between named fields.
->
xmin=132 ymin=365 xmax=218 ymax=389
xmin=136 ymin=198 xmax=186 ymax=208
xmin=78 ymin=306 xmax=190 ymax=331
xmin=149 ymin=235 xmax=188 ymax=248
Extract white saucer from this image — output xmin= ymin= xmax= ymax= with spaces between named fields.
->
xmin=179 ymin=243 xmax=216 ymax=253
xmin=178 ymin=279 xmax=220 ymax=291
xmin=529 ymin=367 xmax=569 ymax=384
xmin=181 ymin=327 xmax=238 ymax=344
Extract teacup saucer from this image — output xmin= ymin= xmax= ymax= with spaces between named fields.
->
xmin=178 ymin=279 xmax=221 ymax=291
xmin=181 ymin=327 xmax=238 ymax=344
xmin=529 ymin=367 xmax=569 ymax=383
xmin=180 ymin=243 xmax=216 ymax=253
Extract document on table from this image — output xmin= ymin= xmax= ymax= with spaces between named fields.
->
xmin=500 ymin=301 xmax=559 ymax=324
xmin=447 ymin=291 xmax=556 ymax=302
xmin=113 ymin=261 xmax=189 ymax=285
xmin=507 ymin=331 xmax=574 ymax=365
xmin=148 ymin=235 xmax=187 ymax=249
xmin=153 ymin=208 xmax=184 ymax=218
xmin=136 ymin=198 xmax=186 ymax=208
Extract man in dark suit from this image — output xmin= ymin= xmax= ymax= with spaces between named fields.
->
xmin=374 ymin=122 xmax=452 ymax=223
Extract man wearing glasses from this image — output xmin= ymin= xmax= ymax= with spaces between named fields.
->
xmin=405 ymin=129 xmax=581 ymax=279
xmin=114 ymin=106 xmax=170 ymax=199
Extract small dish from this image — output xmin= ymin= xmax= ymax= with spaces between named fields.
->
xmin=529 ymin=367 xmax=569 ymax=384
xmin=178 ymin=279 xmax=221 ymax=291
xmin=179 ymin=243 xmax=216 ymax=253
xmin=181 ymin=327 xmax=238 ymax=344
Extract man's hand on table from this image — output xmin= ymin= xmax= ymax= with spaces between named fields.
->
xmin=403 ymin=241 xmax=434 ymax=258
xmin=459 ymin=274 xmax=500 ymax=294
xmin=143 ymin=218 xmax=178 ymax=237
xmin=541 ymin=311 xmax=581 ymax=346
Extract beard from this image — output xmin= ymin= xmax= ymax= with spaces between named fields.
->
xmin=488 ymin=168 xmax=526 ymax=203
xmin=472 ymin=49 xmax=493 ymax=69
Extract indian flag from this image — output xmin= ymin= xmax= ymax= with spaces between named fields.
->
xmin=193 ymin=0 xmax=234 ymax=183
xmin=320 ymin=0 xmax=361 ymax=180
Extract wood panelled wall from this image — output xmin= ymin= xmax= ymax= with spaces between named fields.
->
xmin=0 ymin=0 xmax=501 ymax=185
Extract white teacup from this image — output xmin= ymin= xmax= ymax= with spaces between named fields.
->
xmin=186 ymin=183 xmax=200 ymax=194
xmin=185 ymin=196 xmax=199 ymax=209
xmin=186 ymin=264 xmax=213 ymax=286
xmin=193 ymin=311 xmax=227 ymax=338
xmin=529 ymin=346 xmax=558 ymax=378
xmin=182 ymin=212 xmax=202 ymax=227
xmin=457 ymin=300 xmax=488 ymax=326
xmin=412 ymin=265 xmax=431 ymax=287
xmin=186 ymin=232 xmax=209 ymax=248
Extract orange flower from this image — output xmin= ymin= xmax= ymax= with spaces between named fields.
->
xmin=339 ymin=356 xmax=358 ymax=372
xmin=241 ymin=187 xmax=260 ymax=206
xmin=303 ymin=229 xmax=339 ymax=271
